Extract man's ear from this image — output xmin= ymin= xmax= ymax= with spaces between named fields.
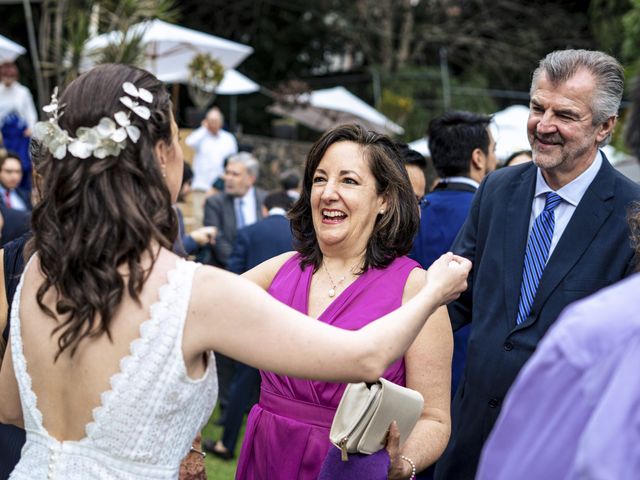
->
xmin=596 ymin=116 xmax=617 ymax=144
xmin=470 ymin=147 xmax=485 ymax=171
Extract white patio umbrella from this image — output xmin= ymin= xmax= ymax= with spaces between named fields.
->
xmin=81 ymin=19 xmax=253 ymax=77
xmin=491 ymin=105 xmax=531 ymax=162
xmin=0 ymin=34 xmax=26 ymax=63
xmin=408 ymin=137 xmax=430 ymax=157
xmin=159 ymin=68 xmax=259 ymax=95
xmin=268 ymin=86 xmax=404 ymax=136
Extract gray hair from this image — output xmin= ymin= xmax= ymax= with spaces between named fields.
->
xmin=530 ymin=49 xmax=623 ymax=146
xmin=227 ymin=151 xmax=259 ymax=178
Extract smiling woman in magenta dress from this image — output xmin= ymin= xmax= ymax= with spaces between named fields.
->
xmin=236 ymin=254 xmax=415 ymax=478
xmin=236 ymin=125 xmax=455 ymax=479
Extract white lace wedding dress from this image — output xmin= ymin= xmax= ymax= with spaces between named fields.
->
xmin=9 ymin=259 xmax=218 ymax=479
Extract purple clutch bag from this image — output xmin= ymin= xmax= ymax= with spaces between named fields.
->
xmin=318 ymin=447 xmax=390 ymax=480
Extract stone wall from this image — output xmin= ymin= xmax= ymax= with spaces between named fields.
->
xmin=237 ymin=133 xmax=312 ymax=191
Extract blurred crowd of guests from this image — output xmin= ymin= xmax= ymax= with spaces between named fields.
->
xmin=0 ymin=61 xmax=36 ymax=248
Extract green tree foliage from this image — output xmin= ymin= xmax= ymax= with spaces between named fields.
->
xmin=177 ymin=0 xmax=593 ymax=137
xmin=622 ymin=0 xmax=640 ymax=75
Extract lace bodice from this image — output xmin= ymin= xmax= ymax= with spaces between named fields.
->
xmin=9 ymin=258 xmax=218 ymax=479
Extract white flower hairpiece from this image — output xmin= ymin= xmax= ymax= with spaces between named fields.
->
xmin=33 ymin=82 xmax=154 ymax=160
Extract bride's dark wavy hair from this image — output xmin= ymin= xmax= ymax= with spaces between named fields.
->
xmin=30 ymin=64 xmax=178 ymax=360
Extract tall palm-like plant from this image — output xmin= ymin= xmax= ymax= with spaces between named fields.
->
xmin=38 ymin=0 xmax=178 ymax=98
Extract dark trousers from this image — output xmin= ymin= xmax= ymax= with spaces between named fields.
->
xmin=221 ymin=363 xmax=260 ymax=452
xmin=215 ymin=353 xmax=236 ymax=411
xmin=0 ymin=423 xmax=25 ymax=479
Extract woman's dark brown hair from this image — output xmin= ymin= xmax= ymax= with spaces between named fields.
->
xmin=628 ymin=203 xmax=640 ymax=267
xmin=289 ymin=124 xmax=419 ymax=272
xmin=626 ymin=76 xmax=640 ymax=267
xmin=30 ymin=64 xmax=177 ymax=360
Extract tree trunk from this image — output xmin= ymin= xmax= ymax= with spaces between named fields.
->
xmin=396 ymin=0 xmax=414 ymax=70
xmin=379 ymin=0 xmax=394 ymax=73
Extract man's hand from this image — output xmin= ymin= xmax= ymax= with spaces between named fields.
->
xmin=190 ymin=226 xmax=217 ymax=246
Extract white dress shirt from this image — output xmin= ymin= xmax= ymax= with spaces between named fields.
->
xmin=0 ymin=185 xmax=28 ymax=211
xmin=0 ymin=82 xmax=38 ymax=129
xmin=235 ymin=186 xmax=258 ymax=227
xmin=440 ymin=176 xmax=480 ymax=189
xmin=529 ymin=150 xmax=603 ymax=257
xmin=186 ymin=127 xmax=238 ymax=191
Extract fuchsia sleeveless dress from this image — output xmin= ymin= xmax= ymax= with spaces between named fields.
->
xmin=236 ymin=254 xmax=420 ymax=479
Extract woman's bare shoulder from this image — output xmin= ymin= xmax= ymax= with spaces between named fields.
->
xmin=402 ymin=265 xmax=427 ymax=304
xmin=242 ymin=251 xmax=298 ymax=289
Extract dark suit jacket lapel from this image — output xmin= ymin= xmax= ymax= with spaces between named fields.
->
xmin=503 ymin=165 xmax=537 ymax=327
xmin=514 ymin=156 xmax=616 ymax=332
xmin=254 ymin=189 xmax=264 ymax=221
xmin=224 ymin=194 xmax=237 ymax=234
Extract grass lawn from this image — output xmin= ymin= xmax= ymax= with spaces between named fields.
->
xmin=202 ymin=406 xmax=245 ymax=480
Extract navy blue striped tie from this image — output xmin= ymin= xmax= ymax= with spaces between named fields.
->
xmin=516 ymin=192 xmax=562 ymax=325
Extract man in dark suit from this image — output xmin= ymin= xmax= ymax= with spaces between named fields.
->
xmin=204 ymin=191 xmax=294 ymax=459
xmin=203 ymin=152 xmax=268 ymax=268
xmin=435 ymin=49 xmax=640 ymax=480
xmin=0 ymin=202 xmax=30 ymax=247
xmin=0 ymin=152 xmax=31 ymax=211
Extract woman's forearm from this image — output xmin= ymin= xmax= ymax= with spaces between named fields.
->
xmin=400 ymin=415 xmax=451 ymax=473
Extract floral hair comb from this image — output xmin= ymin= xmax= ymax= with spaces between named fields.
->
xmin=33 ymin=82 xmax=154 ymax=160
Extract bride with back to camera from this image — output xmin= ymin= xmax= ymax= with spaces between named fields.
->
xmin=0 ymin=64 xmax=470 ymax=479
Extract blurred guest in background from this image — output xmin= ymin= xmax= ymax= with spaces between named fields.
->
xmin=0 ymin=152 xmax=31 ymax=211
xmin=0 ymin=62 xmax=37 ymax=192
xmin=0 ymin=204 xmax=29 ymax=248
xmin=203 ymin=152 xmax=267 ymax=269
xmin=504 ymin=149 xmax=533 ymax=167
xmin=280 ymin=168 xmax=302 ymax=201
xmin=397 ymin=143 xmax=428 ymax=201
xmin=185 ymin=107 xmax=238 ymax=225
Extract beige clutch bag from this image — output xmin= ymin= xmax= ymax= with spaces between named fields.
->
xmin=329 ymin=377 xmax=424 ymax=461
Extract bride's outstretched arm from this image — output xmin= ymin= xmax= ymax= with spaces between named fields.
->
xmin=184 ymin=253 xmax=470 ymax=383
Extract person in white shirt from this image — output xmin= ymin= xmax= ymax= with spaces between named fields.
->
xmin=185 ymin=107 xmax=238 ymax=225
xmin=0 ymin=62 xmax=37 ymax=136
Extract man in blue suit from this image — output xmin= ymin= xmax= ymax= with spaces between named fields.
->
xmin=226 ymin=191 xmax=294 ymax=275
xmin=411 ymin=112 xmax=496 ymax=400
xmin=204 ymin=190 xmax=294 ymax=459
xmin=410 ymin=112 xmax=495 ymax=479
xmin=435 ymin=49 xmax=640 ymax=480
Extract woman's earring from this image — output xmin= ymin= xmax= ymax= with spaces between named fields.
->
xmin=379 ymin=209 xmax=384 ymax=214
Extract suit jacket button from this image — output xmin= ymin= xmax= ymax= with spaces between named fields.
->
xmin=504 ymin=341 xmax=513 ymax=351
xmin=488 ymin=398 xmax=500 ymax=408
